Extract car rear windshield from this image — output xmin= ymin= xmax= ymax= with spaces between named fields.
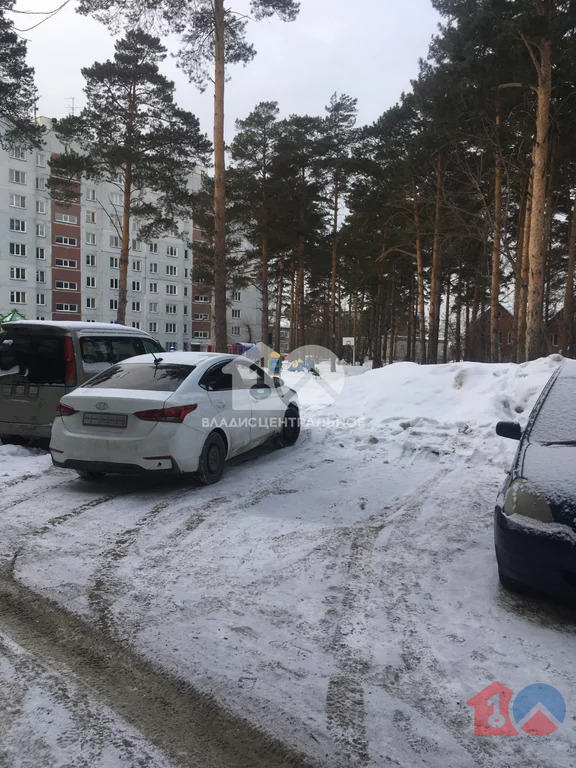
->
xmin=82 ymin=363 xmax=195 ymax=392
xmin=0 ymin=331 xmax=66 ymax=384
xmin=530 ymin=377 xmax=576 ymax=444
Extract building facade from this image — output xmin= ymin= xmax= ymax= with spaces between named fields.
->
xmin=0 ymin=118 xmax=262 ymax=350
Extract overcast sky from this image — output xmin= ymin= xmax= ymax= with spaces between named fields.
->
xmin=14 ymin=0 xmax=441 ymax=139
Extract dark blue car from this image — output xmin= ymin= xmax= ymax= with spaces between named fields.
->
xmin=495 ymin=359 xmax=576 ymax=599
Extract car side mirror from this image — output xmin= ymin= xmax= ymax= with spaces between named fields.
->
xmin=496 ymin=421 xmax=522 ymax=441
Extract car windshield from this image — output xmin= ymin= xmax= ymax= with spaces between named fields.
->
xmin=82 ymin=363 xmax=195 ymax=392
xmin=529 ymin=376 xmax=576 ymax=445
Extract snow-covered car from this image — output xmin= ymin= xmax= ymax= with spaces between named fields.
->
xmin=50 ymin=352 xmax=300 ymax=484
xmin=494 ymin=358 xmax=576 ymax=598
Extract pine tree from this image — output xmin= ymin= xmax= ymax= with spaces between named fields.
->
xmin=50 ymin=30 xmax=210 ymax=325
xmin=0 ymin=0 xmax=43 ymax=147
xmin=77 ymin=0 xmax=300 ymax=351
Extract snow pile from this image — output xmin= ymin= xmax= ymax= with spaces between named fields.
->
xmin=283 ymin=355 xmax=563 ymax=468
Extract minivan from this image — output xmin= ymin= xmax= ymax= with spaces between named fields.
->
xmin=0 ymin=321 xmax=163 ymax=443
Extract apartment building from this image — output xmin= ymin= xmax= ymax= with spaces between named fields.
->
xmin=0 ymin=117 xmax=263 ymax=350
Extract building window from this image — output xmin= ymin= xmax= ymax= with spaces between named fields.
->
xmin=36 ymin=270 xmax=45 ymax=282
xmin=552 ymin=333 xmax=560 ymax=348
xmin=166 ymin=265 xmax=177 ymax=276
xmin=183 ymin=324 xmax=188 ymax=334
xmin=84 ymin=232 xmax=96 ymax=245
xmin=149 ymin=302 xmax=158 ymax=313
xmin=55 ymin=303 xmax=78 ymax=313
xmin=55 ymin=280 xmax=78 ymax=291
xmin=10 ymin=193 xmax=26 ymax=208
xmin=86 ymin=276 xmax=96 ymax=288
xmin=36 ymin=177 xmax=46 ymax=191
xmin=194 ymin=295 xmax=209 ymax=303
xmin=194 ymin=331 xmax=209 ymax=339
xmin=232 ymin=308 xmax=241 ymax=319
xmin=166 ymin=304 xmax=177 ymax=315
xmin=231 ymin=326 xmax=240 ymax=336
xmin=9 ymin=218 xmax=26 ymax=232
xmin=149 ymin=243 xmax=158 ymax=254
xmin=36 ymin=247 xmax=45 ymax=260
xmin=166 ymin=323 xmax=177 ymax=334
xmin=86 ymin=297 xmax=96 ymax=309
xmin=183 ymin=305 xmax=188 ymax=315
xmin=9 ymin=243 xmax=26 ymax=257
xmin=110 ymin=256 xmax=119 ymax=269
xmin=232 ymin=290 xmax=241 ymax=301
xmin=194 ymin=313 xmax=209 ymax=321
xmin=166 ymin=245 xmax=178 ymax=257
xmin=86 ymin=253 xmax=96 ymax=267
xmin=55 ymin=235 xmax=77 ymax=247
xmin=86 ymin=188 xmax=96 ymax=202
xmin=36 ymin=294 xmax=46 ymax=306
xmin=131 ymin=280 xmax=141 ymax=292
xmin=148 ymin=321 xmax=158 ymax=333
xmin=36 ymin=223 xmax=46 ymax=238
xmin=149 ymin=262 xmax=158 ymax=274
xmin=55 ymin=212 xmax=78 ymax=224
xmin=184 ymin=249 xmax=189 ymax=260
xmin=109 ymin=235 xmax=121 ymax=249
xmin=9 ymin=146 xmax=27 ymax=161
xmin=132 ymin=239 xmax=142 ymax=251
xmin=36 ymin=200 xmax=45 ymax=214
xmin=184 ymin=286 xmax=188 ymax=297
xmin=110 ymin=192 xmax=122 ymax=206
xmin=110 ymin=278 xmax=119 ymax=289
xmin=10 ymin=267 xmax=26 ymax=280
xmin=36 ymin=152 xmax=47 ymax=167
xmin=132 ymin=321 xmax=141 ymax=329
xmin=54 ymin=258 xmax=77 ymax=268
xmin=149 ymin=282 xmax=159 ymax=294
xmin=132 ymin=259 xmax=141 ymax=271
xmin=9 ymin=169 xmax=27 ymax=185
xmin=166 ymin=284 xmax=177 ymax=295
xmin=131 ymin=301 xmax=141 ymax=312
xmin=10 ymin=291 xmax=26 ymax=304
xmin=86 ymin=210 xmax=96 ymax=223
xmin=110 ymin=299 xmax=118 ymax=310
xmin=507 ymin=331 xmax=512 ymax=345
xmin=498 ymin=332 xmax=503 ymax=346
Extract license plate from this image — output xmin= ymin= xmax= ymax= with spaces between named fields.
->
xmin=83 ymin=412 xmax=127 ymax=428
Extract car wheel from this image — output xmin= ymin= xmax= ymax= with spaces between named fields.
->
xmin=196 ymin=432 xmax=226 ymax=485
xmin=275 ymin=404 xmax=300 ymax=448
xmin=498 ymin=569 xmax=526 ymax=594
xmin=76 ymin=470 xmax=106 ymax=481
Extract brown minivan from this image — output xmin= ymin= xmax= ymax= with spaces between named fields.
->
xmin=0 ymin=321 xmax=163 ymax=443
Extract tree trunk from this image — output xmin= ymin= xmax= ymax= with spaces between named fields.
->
xmin=455 ymin=259 xmax=463 ymax=362
xmin=427 ymin=153 xmax=444 ymax=364
xmin=413 ymin=181 xmax=427 ymax=364
xmin=329 ymin=180 xmax=339 ymax=365
xmin=489 ymin=99 xmax=502 ymax=363
xmin=213 ymin=0 xmax=228 ymax=352
xmin=564 ymin=195 xmax=576 ymax=357
xmin=117 ymin=88 xmax=136 ymax=326
xmin=512 ymin=173 xmax=528 ymax=362
xmin=517 ymin=159 xmax=534 ymax=362
xmin=524 ymin=6 xmax=552 ymax=360
xmin=274 ymin=254 xmax=284 ymax=352
xmin=261 ymin=189 xmax=269 ymax=352
xmin=443 ymin=276 xmax=450 ymax=363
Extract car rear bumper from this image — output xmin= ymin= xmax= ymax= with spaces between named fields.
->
xmin=51 ymin=456 xmax=181 ymax=476
xmin=495 ymin=506 xmax=576 ymax=599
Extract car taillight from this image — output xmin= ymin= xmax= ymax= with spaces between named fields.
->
xmin=134 ymin=404 xmax=198 ymax=423
xmin=64 ymin=337 xmax=77 ymax=387
xmin=57 ymin=402 xmax=78 ymax=417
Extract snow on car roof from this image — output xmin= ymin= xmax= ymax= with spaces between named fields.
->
xmin=2 ymin=320 xmax=152 ymax=334
xmin=558 ymin=358 xmax=576 ymax=378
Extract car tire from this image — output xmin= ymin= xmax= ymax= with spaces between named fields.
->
xmin=498 ymin=569 xmax=526 ymax=594
xmin=196 ymin=432 xmax=226 ymax=485
xmin=76 ymin=470 xmax=106 ymax=481
xmin=275 ymin=404 xmax=300 ymax=448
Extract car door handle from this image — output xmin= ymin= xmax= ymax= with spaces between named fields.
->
xmin=214 ymin=400 xmax=227 ymax=409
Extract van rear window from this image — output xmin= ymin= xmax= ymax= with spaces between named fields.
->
xmin=83 ymin=363 xmax=195 ymax=392
xmin=0 ymin=332 xmax=66 ymax=384
xmin=80 ymin=336 xmax=163 ymax=365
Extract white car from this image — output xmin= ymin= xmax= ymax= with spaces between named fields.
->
xmin=50 ymin=352 xmax=300 ymax=484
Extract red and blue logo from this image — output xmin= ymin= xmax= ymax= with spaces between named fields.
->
xmin=467 ymin=681 xmax=566 ymax=736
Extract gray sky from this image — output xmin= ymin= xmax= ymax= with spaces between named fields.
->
xmin=14 ymin=0 xmax=441 ymax=138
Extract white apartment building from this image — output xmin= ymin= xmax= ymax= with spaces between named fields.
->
xmin=0 ymin=117 xmax=263 ymax=351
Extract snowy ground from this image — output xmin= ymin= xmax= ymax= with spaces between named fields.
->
xmin=1 ymin=355 xmax=575 ymax=767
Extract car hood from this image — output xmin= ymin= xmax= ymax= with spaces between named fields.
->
xmin=522 ymin=444 xmax=576 ymax=519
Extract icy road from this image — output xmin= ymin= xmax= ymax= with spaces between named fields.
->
xmin=1 ymin=356 xmax=575 ymax=768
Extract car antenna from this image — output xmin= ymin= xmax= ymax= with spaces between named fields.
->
xmin=151 ymin=350 xmax=163 ymax=366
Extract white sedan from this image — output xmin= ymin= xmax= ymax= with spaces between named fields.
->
xmin=50 ymin=352 xmax=300 ymax=484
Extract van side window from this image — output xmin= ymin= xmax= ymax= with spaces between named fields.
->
xmin=80 ymin=338 xmax=110 ymax=364
xmin=142 ymin=338 xmax=164 ymax=355
xmin=109 ymin=337 xmax=145 ymax=362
